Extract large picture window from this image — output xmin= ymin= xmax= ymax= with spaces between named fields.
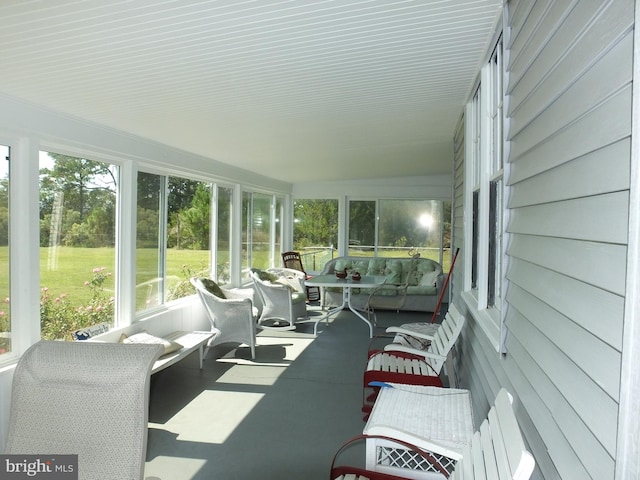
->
xmin=39 ymin=151 xmax=117 ymax=339
xmin=346 ymin=198 xmax=451 ymax=268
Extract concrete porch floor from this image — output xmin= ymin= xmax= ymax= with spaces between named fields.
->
xmin=144 ymin=306 xmax=444 ymax=480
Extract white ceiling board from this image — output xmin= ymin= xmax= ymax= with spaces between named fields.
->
xmin=0 ymin=0 xmax=502 ymax=183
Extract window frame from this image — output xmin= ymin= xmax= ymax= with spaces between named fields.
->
xmin=462 ymin=34 xmax=506 ymax=353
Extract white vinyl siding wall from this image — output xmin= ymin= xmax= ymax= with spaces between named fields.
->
xmin=452 ymin=1 xmax=634 ymax=479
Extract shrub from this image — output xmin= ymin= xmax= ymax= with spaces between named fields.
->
xmin=40 ymin=267 xmax=115 ymax=341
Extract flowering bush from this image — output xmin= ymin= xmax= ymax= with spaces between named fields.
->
xmin=40 ymin=267 xmax=115 ymax=341
xmin=166 ymin=263 xmax=209 ymax=301
xmin=0 ymin=297 xmax=9 ymax=354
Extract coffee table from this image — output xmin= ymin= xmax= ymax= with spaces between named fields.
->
xmin=305 ymin=274 xmax=385 ymax=337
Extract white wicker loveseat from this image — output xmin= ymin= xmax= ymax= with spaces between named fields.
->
xmin=320 ymin=256 xmax=445 ymax=313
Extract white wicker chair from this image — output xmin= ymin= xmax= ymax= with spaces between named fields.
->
xmin=5 ymin=340 xmax=163 ymax=480
xmin=250 ymin=268 xmax=307 ymax=331
xmin=190 ymin=277 xmax=258 ymax=359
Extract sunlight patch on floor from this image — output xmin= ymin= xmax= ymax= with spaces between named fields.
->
xmin=152 ymin=389 xmax=264 ymax=444
xmin=145 ymin=455 xmax=206 ymax=480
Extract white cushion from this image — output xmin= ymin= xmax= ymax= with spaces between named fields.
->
xmin=120 ymin=331 xmax=183 ymax=356
xmin=419 ymin=270 xmax=439 ymax=287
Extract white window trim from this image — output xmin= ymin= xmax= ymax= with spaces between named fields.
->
xmin=462 ymin=39 xmax=507 ymax=354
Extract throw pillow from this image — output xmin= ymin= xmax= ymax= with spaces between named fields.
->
xmin=384 ymin=260 xmax=403 ymax=284
xmin=120 ymin=331 xmax=183 ymax=355
xmin=200 ymin=278 xmax=226 ymax=299
xmin=419 ymin=270 xmax=439 ymax=287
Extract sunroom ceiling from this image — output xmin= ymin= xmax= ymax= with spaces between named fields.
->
xmin=0 ymin=0 xmax=502 ymax=183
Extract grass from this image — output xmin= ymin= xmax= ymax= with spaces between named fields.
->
xmin=0 ymin=245 xmax=452 ymax=309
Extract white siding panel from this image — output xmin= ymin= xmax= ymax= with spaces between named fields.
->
xmin=505 ymin=323 xmax=614 ymax=479
xmin=506 ymin=301 xmax=619 ymax=457
xmin=450 ymin=1 xmax=634 ymax=478
xmin=510 ymin=31 xmax=633 ymax=140
xmin=509 ymin=85 xmax=631 ymax=183
xmin=507 ymin=283 xmax=621 ymax=400
xmin=508 ymin=0 xmax=633 ymax=116
xmin=507 ymin=233 xmax=627 ymax=296
xmin=507 ymin=0 xmax=567 ymax=85
xmin=508 ymin=139 xmax=630 ymax=208
xmin=505 ymin=0 xmax=536 ymax=43
xmin=507 ymin=191 xmax=629 ymax=244
xmin=507 ymin=258 xmax=623 ymax=351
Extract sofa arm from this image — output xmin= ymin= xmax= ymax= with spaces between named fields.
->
xmin=320 ymin=258 xmax=337 ymax=275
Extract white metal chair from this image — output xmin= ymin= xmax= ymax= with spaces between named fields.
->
xmin=331 ymin=389 xmax=535 ymax=480
xmin=190 ymin=277 xmax=258 ymax=359
xmin=363 ymin=304 xmax=465 ymax=413
xmin=250 ymin=268 xmax=307 ymax=331
xmin=5 ymin=340 xmax=163 ymax=480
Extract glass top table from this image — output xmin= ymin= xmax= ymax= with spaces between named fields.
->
xmin=305 ymin=274 xmax=386 ymax=337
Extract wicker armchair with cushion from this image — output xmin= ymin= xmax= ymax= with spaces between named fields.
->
xmin=250 ymin=268 xmax=307 ymax=331
xmin=190 ymin=277 xmax=258 ymax=359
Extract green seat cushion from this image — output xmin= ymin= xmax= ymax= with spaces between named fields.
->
xmin=200 ymin=278 xmax=226 ymax=299
xmin=252 ymin=268 xmax=279 ymax=283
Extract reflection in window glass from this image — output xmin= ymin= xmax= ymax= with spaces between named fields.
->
xmin=293 ymin=199 xmax=338 ymax=271
xmin=39 ymin=151 xmax=117 ymax=339
xmin=347 ymin=198 xmax=451 ymax=268
xmin=166 ymin=177 xmax=212 ymax=300
xmin=251 ymin=193 xmax=271 ymax=270
xmin=216 ymin=186 xmax=233 ymax=284
xmin=136 ymin=171 xmax=163 ymax=311
xmin=348 ymin=200 xmax=375 ymax=256
xmin=274 ymin=196 xmax=283 ymax=266
xmin=242 ymin=191 xmax=275 ymax=280
xmin=0 ymin=145 xmax=9 ymax=354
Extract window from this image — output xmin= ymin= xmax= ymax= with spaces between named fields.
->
xmin=215 ymin=185 xmax=233 ymax=284
xmin=0 ymin=145 xmax=9 ymax=355
xmin=293 ymin=199 xmax=338 ymax=271
xmin=346 ymin=199 xmax=451 ymax=266
xmin=487 ymin=39 xmax=504 ymax=308
xmin=136 ymin=171 xmax=163 ymax=311
xmin=166 ymin=177 xmax=213 ymax=300
xmin=242 ymin=191 xmax=282 ymax=280
xmin=462 ymin=35 xmax=505 ymax=350
xmin=348 ymin=200 xmax=376 ymax=255
xmin=136 ymin=172 xmax=217 ymax=309
xmin=39 ymin=151 xmax=118 ymax=339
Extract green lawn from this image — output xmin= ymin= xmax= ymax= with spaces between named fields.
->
xmin=0 ymin=245 xmax=451 ymax=309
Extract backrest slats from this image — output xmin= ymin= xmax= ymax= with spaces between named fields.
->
xmin=480 ymin=418 xmax=499 ymax=480
xmin=452 ymin=388 xmax=535 ymax=480
xmin=470 ymin=431 xmax=486 ymax=480
xmin=494 ymin=390 xmax=527 ymax=476
xmin=430 ymin=305 xmax=464 ymax=358
xmin=488 ymin=407 xmax=511 ymax=480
